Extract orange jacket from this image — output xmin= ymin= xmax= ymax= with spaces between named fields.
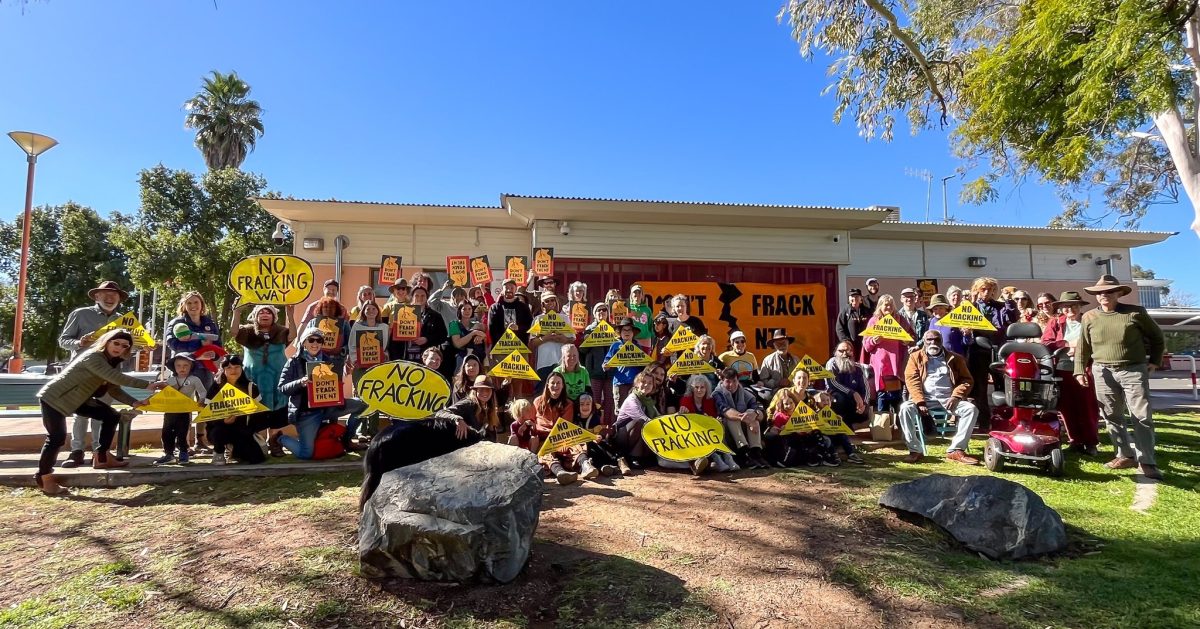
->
xmin=903 ymin=349 xmax=973 ymax=404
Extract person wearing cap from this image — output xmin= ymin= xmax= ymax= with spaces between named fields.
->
xmin=628 ymin=284 xmax=654 ymax=349
xmin=232 ymin=303 xmax=297 ymax=457
xmin=277 ymin=328 xmax=369 ymax=459
xmin=54 ymin=280 xmax=132 ymax=468
xmin=152 ymin=352 xmax=206 ymax=466
xmin=531 ymin=293 xmax=573 ymax=373
xmin=714 ymin=367 xmax=770 ymax=469
xmin=1041 ymin=290 xmax=1101 ymax=455
xmin=926 ymin=294 xmax=970 ymax=356
xmin=899 ymin=330 xmax=979 ymax=465
xmin=605 ymin=317 xmax=645 ymax=407
xmin=204 ymin=355 xmax=270 ymax=465
xmin=1075 ymin=275 xmax=1165 ymax=478
xmin=521 ymin=273 xmax=558 ymax=317
xmin=35 ymin=329 xmax=168 ymax=494
xmin=863 ymin=278 xmax=881 ymax=312
xmin=298 ymin=279 xmax=342 ymax=330
xmin=581 ymin=302 xmax=615 ymax=423
xmin=758 ymin=329 xmax=800 ymax=392
xmin=836 ymin=288 xmax=872 ymax=356
xmin=897 ymin=287 xmax=930 ymax=343
xmin=718 ymin=330 xmax=760 ymax=387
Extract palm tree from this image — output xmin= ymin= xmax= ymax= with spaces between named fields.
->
xmin=184 ymin=71 xmax=265 ymax=170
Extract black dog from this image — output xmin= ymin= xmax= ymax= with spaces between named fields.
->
xmin=359 ymin=415 xmax=485 ymax=511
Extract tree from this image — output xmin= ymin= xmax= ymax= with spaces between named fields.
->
xmin=110 ymin=166 xmax=284 ymax=339
xmin=779 ymin=0 xmax=1200 ymax=236
xmin=0 ymin=203 xmax=130 ymax=362
xmin=184 ymin=70 xmax=265 ymax=171
xmin=1131 ymin=264 xmax=1156 ymax=279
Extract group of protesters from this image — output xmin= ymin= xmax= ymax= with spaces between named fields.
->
xmin=31 ymin=267 xmax=1166 ymax=495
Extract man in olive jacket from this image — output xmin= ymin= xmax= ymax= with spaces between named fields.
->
xmin=898 ymin=330 xmax=978 ymax=465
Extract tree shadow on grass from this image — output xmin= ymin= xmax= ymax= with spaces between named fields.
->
xmin=61 ymin=470 xmax=362 ymax=508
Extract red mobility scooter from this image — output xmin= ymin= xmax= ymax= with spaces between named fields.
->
xmin=981 ymin=322 xmax=1068 ymax=476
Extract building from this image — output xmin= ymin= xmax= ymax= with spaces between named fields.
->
xmin=258 ymin=194 xmax=1176 ymax=357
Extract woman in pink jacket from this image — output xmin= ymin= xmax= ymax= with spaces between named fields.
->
xmin=860 ymin=295 xmax=916 ymax=414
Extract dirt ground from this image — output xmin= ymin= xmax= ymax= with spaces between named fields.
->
xmin=0 ymin=461 xmax=1007 ymax=629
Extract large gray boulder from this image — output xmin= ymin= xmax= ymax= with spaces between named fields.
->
xmin=878 ymin=474 xmax=1067 ymax=560
xmin=359 ymin=441 xmax=543 ymax=583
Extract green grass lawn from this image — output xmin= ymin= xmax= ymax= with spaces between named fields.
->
xmin=812 ymin=410 xmax=1200 ymax=629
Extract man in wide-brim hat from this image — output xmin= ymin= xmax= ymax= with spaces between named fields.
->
xmin=759 ymin=329 xmax=799 ymax=391
xmin=1074 ymin=275 xmax=1166 ymax=478
xmin=1041 ymin=290 xmax=1101 ymax=456
xmin=56 ymin=280 xmax=132 ymax=468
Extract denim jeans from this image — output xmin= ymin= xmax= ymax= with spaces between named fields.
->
xmin=279 ymin=399 xmax=367 ymax=459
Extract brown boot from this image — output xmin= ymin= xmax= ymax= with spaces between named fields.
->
xmin=1106 ymin=456 xmax=1137 ymax=470
xmin=268 ymin=432 xmax=286 ymax=457
xmin=37 ymin=473 xmax=68 ymax=496
xmin=903 ymin=451 xmax=923 ymax=464
xmin=93 ymin=450 xmax=129 ymax=469
xmin=946 ymin=450 xmax=979 ymax=465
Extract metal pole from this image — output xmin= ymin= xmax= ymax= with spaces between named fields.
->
xmin=8 ymin=155 xmax=37 ymax=373
xmin=941 ymin=175 xmax=953 ymax=223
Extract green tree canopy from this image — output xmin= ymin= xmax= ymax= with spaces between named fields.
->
xmin=184 ymin=70 xmax=265 ymax=171
xmin=0 ymin=203 xmax=130 ymax=362
xmin=779 ymin=0 xmax=1200 ymax=235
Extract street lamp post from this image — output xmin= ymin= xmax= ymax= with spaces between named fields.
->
xmin=7 ymin=131 xmax=58 ymax=373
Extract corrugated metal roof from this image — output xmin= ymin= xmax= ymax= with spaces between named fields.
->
xmin=500 ymin=193 xmax=882 ymax=212
xmin=257 ymin=197 xmax=503 ymax=209
xmin=881 ymin=220 xmax=1177 ymax=236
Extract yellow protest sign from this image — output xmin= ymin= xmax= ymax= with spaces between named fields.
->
xmin=569 ymin=302 xmax=589 ymax=331
xmin=581 ymin=319 xmax=618 ymax=348
xmin=667 ymin=349 xmax=717 ymax=378
xmin=357 ymin=361 xmax=452 ymax=420
xmin=796 ymin=354 xmax=834 ymax=380
xmin=229 ymin=254 xmax=315 ymax=307
xmin=317 ymin=317 xmax=341 ymax=352
xmin=533 ymin=247 xmax=554 ymax=276
xmin=604 ymin=341 xmax=652 ymax=368
xmin=391 ymin=306 xmax=420 ymax=341
xmin=140 ymin=386 xmax=204 ymax=413
xmin=780 ymin=401 xmax=820 ymax=435
xmin=470 ymin=255 xmax=493 ymax=285
xmin=529 ymin=311 xmax=574 ymax=336
xmin=816 ymin=407 xmax=855 ymax=435
xmin=663 ymin=324 xmax=699 ymax=353
xmin=610 ymin=300 xmax=629 ymax=321
xmin=379 ymin=255 xmax=403 ymax=285
xmin=642 ymin=413 xmax=734 ymax=462
xmin=860 ymin=314 xmax=915 ymax=343
xmin=489 ymin=350 xmax=540 ymax=381
xmin=939 ymin=300 xmax=997 ymax=332
xmin=506 ymin=256 xmax=528 ymax=286
xmin=489 ymin=328 xmax=531 ymax=357
xmin=195 ymin=383 xmax=270 ymax=423
xmin=94 ymin=312 xmax=157 ymax=349
xmin=536 ymin=418 xmax=598 ymax=456
xmin=447 ymin=256 xmax=470 ymax=287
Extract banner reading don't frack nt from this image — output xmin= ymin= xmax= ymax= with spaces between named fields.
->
xmin=638 ymin=282 xmax=830 ymax=362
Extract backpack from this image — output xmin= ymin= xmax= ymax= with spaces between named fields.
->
xmin=311 ymin=422 xmax=346 ymax=460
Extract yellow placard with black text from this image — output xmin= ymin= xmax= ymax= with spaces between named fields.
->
xmin=94 ymin=312 xmax=157 ymax=349
xmin=604 ymin=341 xmax=652 ymax=368
xmin=938 ymin=300 xmax=997 ymax=332
xmin=860 ymin=314 xmax=915 ymax=343
xmin=529 ymin=311 xmax=575 ymax=336
xmin=663 ymin=324 xmax=699 ymax=353
xmin=489 ymin=350 xmax=540 ymax=381
xmin=667 ymin=349 xmax=717 ymax=378
xmin=228 ymin=254 xmax=314 ymax=307
xmin=642 ymin=413 xmax=734 ymax=462
xmin=195 ymin=383 xmax=270 ymax=423
xmin=781 ymin=401 xmax=821 ymax=435
xmin=536 ymin=418 xmax=598 ymax=456
xmin=140 ymin=386 xmax=204 ymax=414
xmin=816 ymin=407 xmax=855 ymax=435
xmin=580 ymin=319 xmax=617 ymax=348
xmin=357 ymin=361 xmax=451 ymax=420
xmin=489 ymin=329 xmax=531 ymax=357
xmin=796 ymin=354 xmax=834 ymax=380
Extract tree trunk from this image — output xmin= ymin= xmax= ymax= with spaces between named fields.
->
xmin=1152 ymin=106 xmax=1200 ymax=238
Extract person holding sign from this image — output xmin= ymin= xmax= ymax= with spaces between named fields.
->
xmin=562 ymin=281 xmax=588 ymax=316
xmin=232 ymin=304 xmax=296 ymax=457
xmin=151 ymin=353 xmax=206 ymax=465
xmin=786 ymin=369 xmax=862 ymax=465
xmin=35 ymin=329 xmax=169 ymax=494
xmin=678 ymin=375 xmax=739 ymax=472
xmin=898 ymin=330 xmax=979 ymax=465
xmin=604 ymin=318 xmax=646 ymax=407
xmin=445 ymin=294 xmax=485 ymax=371
xmin=861 ymin=296 xmax=915 ymax=415
xmin=301 ymin=297 xmax=351 ymax=374
xmin=204 ymin=356 xmax=269 ymax=465
xmin=347 ymin=301 xmax=389 ymax=441
xmin=926 ymin=294 xmax=971 ymax=356
xmin=613 ymin=371 xmax=662 ymax=469
xmin=531 ymin=293 xmax=574 ymax=373
xmin=690 ymin=335 xmax=725 ymax=390
xmin=488 ymin=277 xmax=534 ymax=351
xmin=55 ymin=280 xmax=131 ymax=469
xmin=535 ymin=373 xmax=599 ymax=484
xmin=764 ymin=390 xmax=837 ymax=468
xmin=580 ymin=303 xmax=615 ymax=423
xmin=298 ymin=279 xmax=342 ymax=331
xmin=277 ymin=329 xmax=369 ymax=459
xmin=715 ymin=367 xmax=770 ymax=469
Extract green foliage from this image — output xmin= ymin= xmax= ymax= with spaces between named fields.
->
xmin=109 ymin=166 xmax=283 ymax=338
xmin=780 ymin=0 xmax=1197 ymax=228
xmin=0 ymin=203 xmax=130 ymax=362
xmin=1131 ymin=263 xmax=1156 ymax=279
xmin=184 ymin=70 xmax=265 ymax=171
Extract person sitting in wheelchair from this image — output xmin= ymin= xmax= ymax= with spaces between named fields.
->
xmin=899 ymin=330 xmax=979 ymax=465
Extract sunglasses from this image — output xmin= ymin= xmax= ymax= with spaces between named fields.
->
xmin=836 ymin=349 xmax=851 ymax=353
xmin=304 ymin=338 xmax=323 ymax=344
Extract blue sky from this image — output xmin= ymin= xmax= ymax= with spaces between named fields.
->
xmin=1 ymin=1 xmax=1195 ymax=296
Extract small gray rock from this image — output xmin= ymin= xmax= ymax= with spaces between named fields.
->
xmin=359 ymin=441 xmax=543 ymax=583
xmin=878 ymin=474 xmax=1067 ymax=560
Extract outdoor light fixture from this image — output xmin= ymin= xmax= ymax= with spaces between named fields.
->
xmin=302 ymin=237 xmax=325 ymax=250
xmin=7 ymin=131 xmax=58 ymax=373
xmin=968 ymin=256 xmax=987 ymax=268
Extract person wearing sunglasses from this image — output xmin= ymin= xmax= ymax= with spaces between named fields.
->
xmin=277 ymin=329 xmax=369 ymax=458
xmin=1074 ymin=275 xmax=1165 ymax=479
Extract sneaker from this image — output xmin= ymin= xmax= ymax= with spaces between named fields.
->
xmin=555 ymin=470 xmax=578 ymax=485
xmin=599 ymin=464 xmax=619 ymax=476
xmin=806 ymin=458 xmax=821 ymax=468
xmin=580 ymin=459 xmax=599 ymax=480
xmin=178 ymin=450 xmax=190 ymax=464
xmin=711 ymin=458 xmax=729 ymax=473
xmin=821 ymin=456 xmax=841 ymax=467
xmin=690 ymin=458 xmax=710 ymax=476
xmin=1139 ymin=464 xmax=1163 ymax=480
xmin=1106 ymin=456 xmax=1137 ymax=470
xmin=772 ymin=459 xmax=787 ymax=469
xmin=152 ymin=453 xmax=175 ymax=465
xmin=946 ymin=450 xmax=979 ymax=465
xmin=212 ymin=452 xmax=227 ymax=466
xmin=848 ymin=452 xmax=866 ymax=465
xmin=727 ymin=462 xmax=741 ymax=472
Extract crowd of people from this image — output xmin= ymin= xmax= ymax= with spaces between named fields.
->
xmin=30 ymin=270 xmax=1166 ymax=495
